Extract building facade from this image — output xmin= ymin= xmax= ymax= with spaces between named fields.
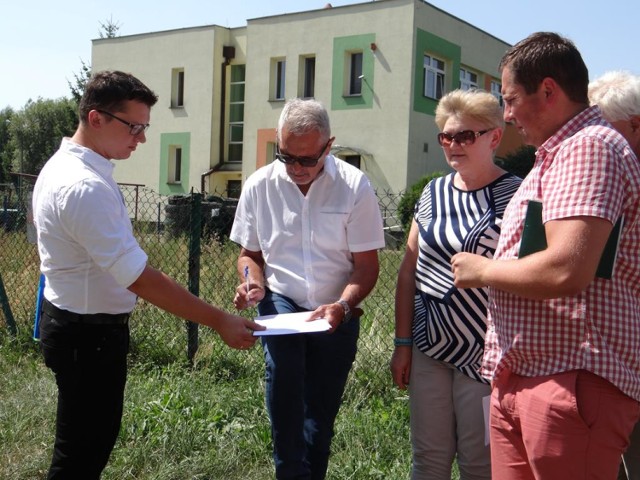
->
xmin=91 ymin=0 xmax=521 ymax=197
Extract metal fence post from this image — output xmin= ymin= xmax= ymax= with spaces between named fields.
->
xmin=187 ymin=191 xmax=202 ymax=363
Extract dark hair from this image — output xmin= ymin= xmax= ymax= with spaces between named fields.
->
xmin=499 ymin=32 xmax=589 ymax=104
xmin=78 ymin=70 xmax=158 ymax=123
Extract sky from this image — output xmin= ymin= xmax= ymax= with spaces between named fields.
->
xmin=2 ymin=0 xmax=637 ymax=110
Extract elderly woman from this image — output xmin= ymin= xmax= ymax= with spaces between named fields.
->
xmin=391 ymin=89 xmax=521 ymax=480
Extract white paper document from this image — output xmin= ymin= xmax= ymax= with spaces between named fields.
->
xmin=252 ymin=312 xmax=331 ymax=336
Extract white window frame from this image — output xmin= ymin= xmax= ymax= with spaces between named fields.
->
xmin=168 ymin=146 xmax=182 ymax=184
xmin=171 ymin=68 xmax=185 ymax=108
xmin=348 ymin=51 xmax=363 ymax=96
xmin=228 ymin=125 xmax=243 ymax=163
xmin=460 ymin=67 xmax=478 ymax=91
xmin=423 ymin=55 xmax=446 ymax=100
xmin=227 ymin=179 xmax=241 ymax=199
xmin=271 ymin=58 xmax=286 ymax=101
xmin=229 ymin=65 xmax=245 ymax=163
xmin=301 ymin=56 xmax=316 ymax=98
xmin=491 ymin=80 xmax=503 ymax=107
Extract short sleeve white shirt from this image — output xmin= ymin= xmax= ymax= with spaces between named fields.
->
xmin=32 ymin=138 xmax=148 ymax=314
xmin=230 ymin=155 xmax=385 ymax=309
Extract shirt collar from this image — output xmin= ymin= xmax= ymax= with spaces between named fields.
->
xmin=539 ymin=105 xmax=605 ymax=153
xmin=60 ymin=137 xmax=116 ymax=178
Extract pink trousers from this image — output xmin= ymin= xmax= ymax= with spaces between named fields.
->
xmin=490 ymin=369 xmax=640 ymax=480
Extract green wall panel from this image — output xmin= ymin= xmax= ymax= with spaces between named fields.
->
xmin=159 ymin=132 xmax=191 ymax=195
xmin=413 ymin=29 xmax=461 ymax=116
xmin=331 ymin=34 xmax=376 ymax=110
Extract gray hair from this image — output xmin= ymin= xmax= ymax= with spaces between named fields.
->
xmin=589 ymin=71 xmax=640 ymax=122
xmin=277 ymin=98 xmax=331 ymax=143
xmin=435 ymin=89 xmax=505 ymax=131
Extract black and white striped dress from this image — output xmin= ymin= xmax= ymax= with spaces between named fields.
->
xmin=412 ymin=172 xmax=521 ymax=382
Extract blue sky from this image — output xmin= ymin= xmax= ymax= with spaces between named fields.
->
xmin=1 ymin=0 xmax=637 ymax=110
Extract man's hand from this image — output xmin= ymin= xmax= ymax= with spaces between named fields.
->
xmin=451 ymin=252 xmax=492 ymax=289
xmin=233 ymin=282 xmax=265 ymax=310
xmin=216 ymin=312 xmax=265 ymax=350
xmin=308 ymin=303 xmax=345 ymax=333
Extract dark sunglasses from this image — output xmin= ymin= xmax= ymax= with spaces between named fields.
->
xmin=275 ymin=139 xmax=331 ymax=167
xmin=437 ymin=129 xmax=491 ymax=147
xmin=97 ymin=110 xmax=150 ymax=136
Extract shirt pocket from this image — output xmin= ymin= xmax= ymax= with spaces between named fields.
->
xmin=317 ymin=209 xmax=349 ymax=247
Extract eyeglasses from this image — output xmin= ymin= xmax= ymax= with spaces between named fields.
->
xmin=97 ymin=110 xmax=150 ymax=136
xmin=275 ymin=139 xmax=331 ymax=167
xmin=437 ymin=129 xmax=491 ymax=147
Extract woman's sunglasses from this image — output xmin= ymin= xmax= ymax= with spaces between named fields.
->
xmin=437 ymin=129 xmax=491 ymax=147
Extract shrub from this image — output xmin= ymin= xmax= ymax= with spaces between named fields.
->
xmin=495 ymin=145 xmax=536 ymax=179
xmin=397 ymin=171 xmax=445 ymax=233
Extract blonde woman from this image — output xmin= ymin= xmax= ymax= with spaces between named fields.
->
xmin=391 ymin=89 xmax=521 ymax=480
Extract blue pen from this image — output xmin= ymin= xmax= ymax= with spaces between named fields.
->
xmin=244 ymin=266 xmax=250 ymax=295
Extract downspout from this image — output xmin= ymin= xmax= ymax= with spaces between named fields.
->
xmin=200 ymin=167 xmax=215 ymax=193
xmin=202 ymin=45 xmax=235 ymax=193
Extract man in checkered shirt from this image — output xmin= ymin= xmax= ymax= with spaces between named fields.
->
xmin=450 ymin=32 xmax=640 ymax=479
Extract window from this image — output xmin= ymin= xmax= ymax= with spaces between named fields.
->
xmin=343 ymin=155 xmax=361 ymax=169
xmin=302 ymin=56 xmax=316 ymax=98
xmin=423 ymin=55 xmax=445 ymax=100
xmin=491 ymin=80 xmax=503 ymax=107
xmin=267 ymin=142 xmax=276 ymax=165
xmin=171 ymin=68 xmax=185 ymax=108
xmin=168 ymin=146 xmax=182 ymax=183
xmin=228 ymin=125 xmax=243 ymax=162
xmin=348 ymin=52 xmax=363 ymax=96
xmin=460 ymin=68 xmax=478 ymax=91
xmin=229 ymin=65 xmax=245 ymax=162
xmin=227 ymin=180 xmax=241 ymax=199
xmin=271 ymin=58 xmax=286 ymax=101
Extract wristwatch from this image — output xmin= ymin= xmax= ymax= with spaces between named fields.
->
xmin=336 ymin=299 xmax=352 ymax=323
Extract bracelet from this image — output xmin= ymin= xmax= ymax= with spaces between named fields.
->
xmin=394 ymin=337 xmax=413 ymax=347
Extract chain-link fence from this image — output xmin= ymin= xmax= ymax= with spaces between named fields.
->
xmin=0 ymin=181 xmax=407 ymax=394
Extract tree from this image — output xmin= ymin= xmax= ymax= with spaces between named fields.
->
xmin=7 ymin=98 xmax=78 ymax=176
xmin=68 ymin=59 xmax=92 ymax=104
xmin=0 ymin=107 xmax=15 ymax=185
xmin=68 ymin=17 xmax=122 ymax=103
xmin=99 ymin=16 xmax=122 ymax=38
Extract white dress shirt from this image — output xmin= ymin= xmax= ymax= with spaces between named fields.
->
xmin=230 ymin=155 xmax=385 ymax=310
xmin=33 ymin=138 xmax=148 ymax=314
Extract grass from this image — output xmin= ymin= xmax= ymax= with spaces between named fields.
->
xmin=0 ymin=329 xmax=418 ymax=479
xmin=0 ymin=229 xmax=463 ymax=479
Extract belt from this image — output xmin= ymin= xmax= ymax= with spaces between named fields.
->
xmin=42 ymin=299 xmax=130 ymax=325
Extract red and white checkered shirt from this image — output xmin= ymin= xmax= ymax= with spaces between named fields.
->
xmin=481 ymin=106 xmax=640 ymax=401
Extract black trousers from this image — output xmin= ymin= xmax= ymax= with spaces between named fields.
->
xmin=40 ymin=312 xmax=129 ymax=480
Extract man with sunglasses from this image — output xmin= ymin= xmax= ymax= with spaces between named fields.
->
xmin=33 ymin=70 xmax=263 ymax=480
xmin=450 ymin=33 xmax=640 ymax=479
xmin=230 ymin=98 xmax=385 ymax=479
